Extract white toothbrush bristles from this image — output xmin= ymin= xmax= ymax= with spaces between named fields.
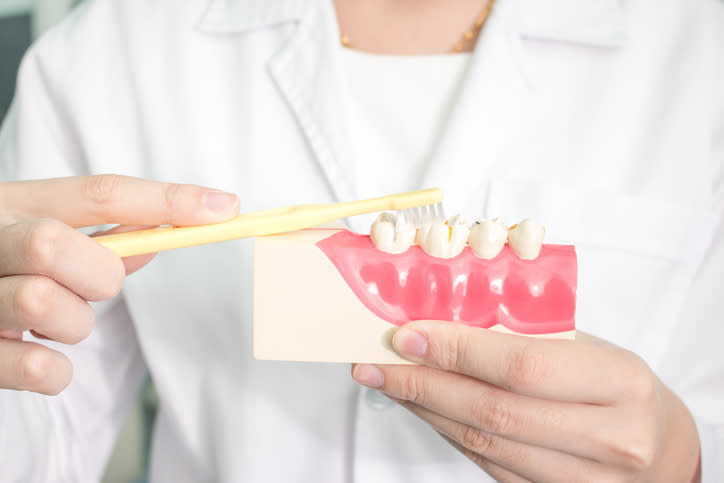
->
xmin=397 ymin=202 xmax=446 ymax=230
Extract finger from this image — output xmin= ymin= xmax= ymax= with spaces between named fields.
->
xmin=91 ymin=225 xmax=157 ymax=275
xmin=391 ymin=321 xmax=642 ymax=403
xmin=439 ymin=434 xmax=532 ymax=483
xmin=0 ymin=339 xmax=73 ymax=395
xmin=122 ymin=252 xmax=157 ymax=276
xmin=1 ymin=175 xmax=240 ymax=228
xmin=352 ymin=363 xmax=638 ymax=467
xmin=0 ymin=219 xmax=126 ymax=301
xmin=0 ymin=329 xmax=22 ymax=340
xmin=398 ymin=400 xmax=626 ymax=483
xmin=0 ymin=275 xmax=94 ymax=344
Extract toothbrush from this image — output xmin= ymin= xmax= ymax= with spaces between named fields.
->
xmin=398 ymin=202 xmax=447 ymax=228
xmin=95 ymin=188 xmax=444 ymax=258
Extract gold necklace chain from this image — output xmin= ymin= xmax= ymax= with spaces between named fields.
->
xmin=340 ymin=0 xmax=497 ymax=53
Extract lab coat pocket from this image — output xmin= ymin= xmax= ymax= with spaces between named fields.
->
xmin=483 ymin=179 xmax=715 ymax=366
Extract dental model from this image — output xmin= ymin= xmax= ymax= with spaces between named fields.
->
xmin=508 ymin=218 xmax=546 ymax=260
xmin=369 ymin=212 xmax=416 ymax=254
xmin=254 ymin=214 xmax=576 ymax=364
xmin=469 ymin=218 xmax=508 ymax=259
xmin=417 ymin=215 xmax=470 ymax=259
xmin=377 ymin=213 xmax=546 ymax=262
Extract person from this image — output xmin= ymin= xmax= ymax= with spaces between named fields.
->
xmin=0 ymin=0 xmax=721 ymax=481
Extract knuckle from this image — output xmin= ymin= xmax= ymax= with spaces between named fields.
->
xmin=614 ymin=438 xmax=657 ymax=473
xmin=601 ymin=416 xmax=658 ymax=473
xmin=439 ymin=334 xmax=464 ymax=371
xmin=537 ymin=404 xmax=564 ymax=433
xmin=459 ymin=425 xmax=495 ymax=454
xmin=398 ymin=372 xmax=428 ymax=405
xmin=504 ymin=344 xmax=546 ymax=390
xmin=25 ymin=220 xmax=65 ymax=271
xmin=472 ymin=396 xmax=513 ymax=434
xmin=84 ymin=174 xmax=123 ymax=208
xmin=14 ymin=277 xmax=55 ymax=322
xmin=163 ymin=183 xmax=185 ymax=225
xmin=19 ymin=345 xmax=52 ymax=391
xmin=623 ymin=357 xmax=656 ymax=403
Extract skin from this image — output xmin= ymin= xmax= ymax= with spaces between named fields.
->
xmin=0 ymin=175 xmax=239 ymax=395
xmin=333 ymin=0 xmax=489 ymax=54
xmin=337 ymin=1 xmax=703 ymax=481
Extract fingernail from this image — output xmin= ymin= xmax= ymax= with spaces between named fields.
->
xmin=352 ymin=364 xmax=384 ymax=388
xmin=393 ymin=328 xmax=428 ymax=359
xmin=203 ymin=191 xmax=239 ymax=213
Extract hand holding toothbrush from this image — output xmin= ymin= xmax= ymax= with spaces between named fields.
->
xmin=0 ymin=175 xmax=240 ymax=394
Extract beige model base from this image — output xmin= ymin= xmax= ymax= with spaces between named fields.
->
xmin=253 ymin=229 xmax=575 ymax=365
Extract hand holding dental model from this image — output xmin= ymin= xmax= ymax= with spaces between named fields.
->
xmin=256 ymin=210 xmax=700 ymax=480
xmin=356 ymin=213 xmax=700 ymax=481
xmin=351 ymin=324 xmax=701 ymax=482
xmin=0 ymin=176 xmax=239 ymax=394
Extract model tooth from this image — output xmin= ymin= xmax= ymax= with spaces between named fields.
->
xmin=469 ymin=218 xmax=507 ymax=259
xmin=446 ymin=214 xmax=467 ymax=226
xmin=370 ymin=212 xmax=416 ymax=254
xmin=414 ymin=213 xmax=448 ymax=246
xmin=507 ymin=218 xmax=545 ymax=260
xmin=491 ymin=217 xmax=507 ymax=229
xmin=415 ymin=223 xmax=431 ymax=246
xmin=419 ymin=215 xmax=470 ymax=259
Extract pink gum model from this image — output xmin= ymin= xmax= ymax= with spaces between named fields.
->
xmin=317 ymin=230 xmax=577 ymax=335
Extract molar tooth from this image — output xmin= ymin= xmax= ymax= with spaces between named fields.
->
xmin=469 ymin=218 xmax=508 ymax=259
xmin=491 ymin=217 xmax=507 ymax=229
xmin=507 ymin=218 xmax=545 ymax=260
xmin=419 ymin=215 xmax=469 ymax=259
xmin=415 ymin=223 xmax=431 ymax=246
xmin=446 ymin=214 xmax=467 ymax=226
xmin=370 ymin=212 xmax=415 ymax=254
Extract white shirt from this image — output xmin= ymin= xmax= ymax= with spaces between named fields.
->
xmin=341 ymin=48 xmax=471 ymax=196
xmin=0 ymin=1 xmax=722 ymax=482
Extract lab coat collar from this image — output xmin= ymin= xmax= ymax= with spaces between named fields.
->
xmin=198 ymin=0 xmax=359 ymax=204
xmin=196 ymin=0 xmax=626 ymax=48
xmin=418 ymin=0 xmax=627 ymax=215
xmin=264 ymin=2 xmax=359 ymax=203
xmin=195 ymin=0 xmax=628 ymax=210
xmin=516 ymin=0 xmax=628 ymax=48
xmin=197 ymin=0 xmax=310 ymax=34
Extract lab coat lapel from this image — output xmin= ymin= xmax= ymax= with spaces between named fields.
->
xmin=516 ymin=0 xmax=627 ymax=48
xmin=266 ymin=4 xmax=359 ymax=203
xmin=420 ymin=0 xmax=626 ymax=216
xmin=198 ymin=0 xmax=358 ymax=203
xmin=197 ymin=0 xmax=308 ymax=33
xmin=197 ymin=0 xmax=626 ymax=211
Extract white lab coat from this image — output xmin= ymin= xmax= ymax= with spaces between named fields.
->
xmin=0 ymin=0 xmax=722 ymax=481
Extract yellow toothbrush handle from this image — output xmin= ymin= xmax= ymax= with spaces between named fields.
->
xmin=95 ymin=188 xmax=443 ymax=257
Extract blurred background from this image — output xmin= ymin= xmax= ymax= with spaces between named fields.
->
xmin=0 ymin=1 xmax=158 ymax=482
xmin=1 ymin=0 xmax=82 ymax=121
